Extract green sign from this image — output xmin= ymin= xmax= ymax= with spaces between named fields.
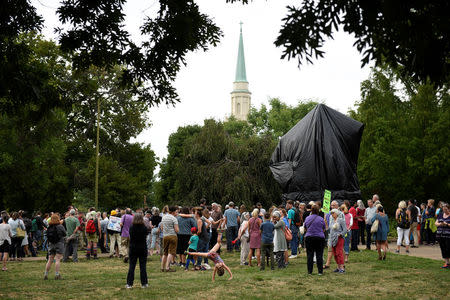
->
xmin=321 ymin=189 xmax=331 ymax=213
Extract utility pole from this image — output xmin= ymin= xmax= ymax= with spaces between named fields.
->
xmin=95 ymin=97 xmax=100 ymax=210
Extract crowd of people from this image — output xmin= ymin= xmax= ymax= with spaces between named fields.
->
xmin=0 ymin=195 xmax=448 ymax=288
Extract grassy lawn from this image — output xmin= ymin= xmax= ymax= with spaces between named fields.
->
xmin=1 ymin=249 xmax=448 ymax=300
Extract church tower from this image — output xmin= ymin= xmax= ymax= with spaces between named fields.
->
xmin=231 ymin=22 xmax=251 ymax=121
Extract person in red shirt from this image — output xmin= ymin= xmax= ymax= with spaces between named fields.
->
xmin=349 ymin=202 xmax=360 ymax=251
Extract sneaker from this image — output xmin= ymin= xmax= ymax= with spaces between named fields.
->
xmin=166 ymin=268 xmax=176 ymax=272
xmin=333 ymin=268 xmax=340 ymax=273
xmin=318 ymin=273 xmax=323 ymax=276
xmin=323 ymin=265 xmax=330 ymax=269
xmin=288 ymin=255 xmax=297 ymax=259
xmin=441 ymin=264 xmax=449 ymax=269
xmin=202 ymin=263 xmax=211 ymax=270
xmin=44 ymin=274 xmax=48 ymax=280
xmin=395 ymin=250 xmax=400 ymax=254
xmin=338 ymin=269 xmax=345 ymax=274
xmin=55 ymin=274 xmax=61 ymax=280
xmin=125 ymin=284 xmax=132 ymax=289
xmin=141 ymin=284 xmax=148 ymax=288
xmin=406 ymin=250 xmax=410 ymax=254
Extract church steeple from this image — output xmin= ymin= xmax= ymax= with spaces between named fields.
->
xmin=235 ymin=22 xmax=247 ymax=83
xmin=230 ymin=22 xmax=251 ymax=121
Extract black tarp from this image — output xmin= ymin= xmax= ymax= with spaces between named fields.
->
xmin=270 ymin=104 xmax=364 ymax=203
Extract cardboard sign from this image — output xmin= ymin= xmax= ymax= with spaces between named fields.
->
xmin=107 ymin=216 xmax=121 ymax=232
xmin=321 ymin=189 xmax=331 ymax=213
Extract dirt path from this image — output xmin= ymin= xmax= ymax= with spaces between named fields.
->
xmin=357 ymin=243 xmax=442 ymax=261
xmin=13 ymin=244 xmax=443 ymax=262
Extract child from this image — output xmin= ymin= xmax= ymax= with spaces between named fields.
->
xmin=186 ymin=233 xmax=232 ymax=282
xmin=260 ymin=212 xmax=275 ymax=270
xmin=185 ymin=227 xmax=199 ymax=270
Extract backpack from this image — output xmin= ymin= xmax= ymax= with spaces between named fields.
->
xmin=398 ymin=209 xmax=410 ymax=229
xmin=293 ymin=208 xmax=302 ymax=226
xmin=31 ymin=219 xmax=38 ymax=232
xmin=86 ymin=219 xmax=96 ymax=234
xmin=47 ymin=225 xmax=60 ymax=244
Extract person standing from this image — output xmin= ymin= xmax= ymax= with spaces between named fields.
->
xmin=44 ymin=214 xmax=66 ymax=280
xmin=341 ymin=204 xmax=353 ymax=263
xmin=408 ymin=199 xmax=419 ymax=248
xmin=176 ymin=207 xmax=196 ymax=267
xmin=8 ymin=212 xmax=25 ymax=261
xmin=149 ymin=208 xmax=162 ymax=256
xmin=0 ymin=216 xmax=12 ymax=271
xmin=85 ymin=209 xmax=101 ymax=260
xmin=424 ymin=199 xmax=437 ymax=245
xmin=304 ymin=205 xmax=326 ymax=275
xmin=272 ymin=211 xmax=287 ymax=269
xmin=259 ymin=212 xmax=274 ymax=271
xmin=210 ymin=203 xmax=223 ymax=251
xmin=247 ymin=209 xmax=262 ymax=266
xmin=120 ymin=208 xmax=134 ymax=263
xmin=32 ymin=211 xmax=46 ymax=255
xmin=99 ymin=212 xmax=109 ymax=253
xmin=195 ymin=209 xmax=210 ymax=269
xmin=126 ymin=213 xmax=149 ymax=289
xmin=237 ymin=212 xmax=250 ymax=266
xmin=356 ymin=200 xmax=366 ymax=246
xmin=371 ymin=206 xmax=389 ymax=260
xmin=223 ymin=202 xmax=240 ymax=252
xmin=63 ymin=209 xmax=80 ymax=262
xmin=364 ymin=200 xmax=377 ymax=250
xmin=108 ymin=210 xmax=122 ymax=258
xmin=395 ymin=201 xmax=411 ymax=254
xmin=160 ymin=206 xmax=179 ymax=272
xmin=435 ymin=203 xmax=450 ymax=268
xmin=287 ymin=200 xmax=300 ymax=259
xmin=329 ymin=209 xmax=347 ymax=273
xmin=349 ymin=202 xmax=360 ymax=251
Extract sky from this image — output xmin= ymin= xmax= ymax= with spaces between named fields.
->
xmin=33 ymin=0 xmax=372 ymax=162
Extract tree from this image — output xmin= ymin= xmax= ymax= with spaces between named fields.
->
xmin=230 ymin=0 xmax=449 ymax=86
xmin=0 ymin=34 xmax=158 ymax=212
xmin=248 ymin=98 xmax=318 ymax=138
xmin=350 ymin=67 xmax=449 ymax=212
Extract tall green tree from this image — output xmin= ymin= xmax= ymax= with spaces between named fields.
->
xmin=350 ymin=67 xmax=449 ymax=212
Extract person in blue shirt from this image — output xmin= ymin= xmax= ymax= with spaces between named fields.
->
xmin=260 ymin=212 xmax=275 ymax=270
xmin=185 ymin=227 xmax=199 ymax=270
xmin=223 ymin=202 xmax=240 ymax=252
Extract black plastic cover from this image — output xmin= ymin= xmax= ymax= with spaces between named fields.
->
xmin=270 ymin=104 xmax=364 ymax=203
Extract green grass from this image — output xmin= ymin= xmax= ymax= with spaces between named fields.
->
xmin=0 ymin=250 xmax=449 ymax=300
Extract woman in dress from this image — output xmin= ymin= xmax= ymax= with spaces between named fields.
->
xmin=247 ymin=209 xmax=262 ymax=267
xmin=371 ymin=206 xmax=389 ymax=260
xmin=237 ymin=212 xmax=250 ymax=265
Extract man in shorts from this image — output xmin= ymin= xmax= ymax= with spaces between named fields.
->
xmin=160 ymin=206 xmax=179 ymax=272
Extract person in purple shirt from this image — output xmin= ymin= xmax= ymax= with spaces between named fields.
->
xmin=120 ymin=208 xmax=134 ymax=263
xmin=304 ymin=204 xmax=326 ymax=275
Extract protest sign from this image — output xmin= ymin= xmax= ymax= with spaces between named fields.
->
xmin=107 ymin=216 xmax=121 ymax=232
xmin=321 ymin=189 xmax=331 ymax=213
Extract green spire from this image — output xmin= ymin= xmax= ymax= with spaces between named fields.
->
xmin=235 ymin=22 xmax=247 ymax=82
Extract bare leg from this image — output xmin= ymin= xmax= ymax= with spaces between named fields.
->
xmin=166 ymin=254 xmax=174 ymax=270
xmin=55 ymin=254 xmax=62 ymax=274
xmin=2 ymin=252 xmax=8 ymax=270
xmin=186 ymin=252 xmax=209 ymax=258
xmin=210 ymin=234 xmax=223 ymax=253
xmin=248 ymin=249 xmax=253 ymax=266
xmin=256 ymin=249 xmax=261 ymax=266
xmin=377 ymin=242 xmax=382 ymax=258
xmin=161 ymin=254 xmax=167 ymax=270
xmin=325 ymin=250 xmax=333 ymax=266
xmin=45 ymin=254 xmax=55 ymax=273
